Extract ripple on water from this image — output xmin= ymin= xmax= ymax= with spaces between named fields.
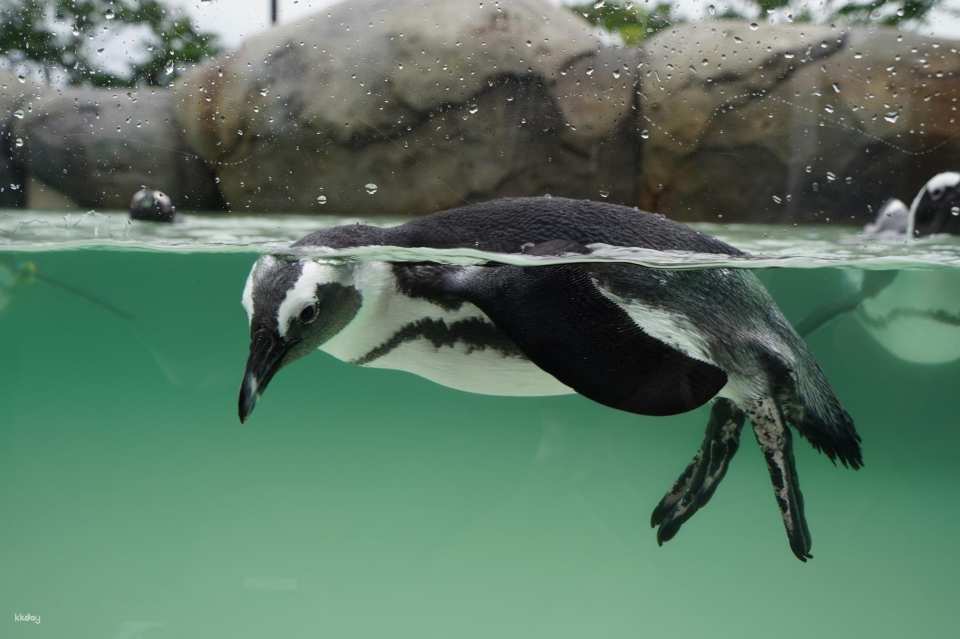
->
xmin=1 ymin=210 xmax=959 ymax=271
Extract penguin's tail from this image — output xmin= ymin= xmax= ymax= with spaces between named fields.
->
xmin=761 ymin=339 xmax=863 ymax=469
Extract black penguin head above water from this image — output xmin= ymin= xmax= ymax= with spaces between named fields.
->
xmin=238 ymin=255 xmax=361 ymax=422
xmin=908 ymin=171 xmax=960 ymax=237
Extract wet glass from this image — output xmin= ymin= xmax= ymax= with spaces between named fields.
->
xmin=2 ymin=1 xmax=959 ymax=638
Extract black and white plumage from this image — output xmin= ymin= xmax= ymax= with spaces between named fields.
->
xmin=238 ymin=196 xmax=862 ymax=561
xmin=799 ymin=173 xmax=960 ymax=363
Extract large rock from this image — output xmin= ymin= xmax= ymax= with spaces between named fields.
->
xmin=12 ymin=0 xmax=960 ymax=224
xmin=639 ymin=21 xmax=960 ymax=223
xmin=173 ymin=0 xmax=641 ymax=213
xmin=0 ymin=71 xmax=46 ymax=208
xmin=16 ymin=88 xmax=223 ymax=211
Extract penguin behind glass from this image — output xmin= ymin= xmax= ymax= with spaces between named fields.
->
xmin=798 ymin=173 xmax=960 ymax=364
xmin=238 ymin=196 xmax=862 ymax=561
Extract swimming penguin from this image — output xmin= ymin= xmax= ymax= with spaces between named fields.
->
xmin=798 ymin=173 xmax=960 ymax=363
xmin=129 ymin=188 xmax=176 ymax=223
xmin=238 ymin=197 xmax=862 ymax=561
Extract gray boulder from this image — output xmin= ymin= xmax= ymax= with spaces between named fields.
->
xmin=16 ymin=87 xmax=223 ymax=211
xmin=173 ymin=0 xmax=641 ymax=213
xmin=0 ymin=71 xmax=46 ymax=208
xmin=639 ymin=21 xmax=960 ymax=223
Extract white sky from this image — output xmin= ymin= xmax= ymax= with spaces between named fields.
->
xmin=170 ymin=0 xmax=960 ymax=48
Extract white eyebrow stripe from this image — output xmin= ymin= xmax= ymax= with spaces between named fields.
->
xmin=276 ymin=261 xmax=331 ymax=337
xmin=926 ymin=172 xmax=960 ymax=194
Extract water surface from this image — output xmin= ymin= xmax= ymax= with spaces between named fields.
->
xmin=1 ymin=209 xmax=958 ymax=639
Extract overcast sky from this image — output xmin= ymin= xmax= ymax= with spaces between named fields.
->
xmin=169 ymin=0 xmax=960 ymax=48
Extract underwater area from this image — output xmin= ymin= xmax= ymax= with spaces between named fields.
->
xmin=2 ymin=211 xmax=959 ymax=639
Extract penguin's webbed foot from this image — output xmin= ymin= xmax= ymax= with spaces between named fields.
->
xmin=747 ymin=398 xmax=813 ymax=561
xmin=651 ymin=399 xmax=745 ymax=546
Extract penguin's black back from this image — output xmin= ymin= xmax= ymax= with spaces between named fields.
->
xmin=294 ymin=197 xmax=742 ymax=256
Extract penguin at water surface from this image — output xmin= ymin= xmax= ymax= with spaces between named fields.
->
xmin=799 ymin=172 xmax=960 ymax=364
xmin=238 ymin=196 xmax=862 ymax=561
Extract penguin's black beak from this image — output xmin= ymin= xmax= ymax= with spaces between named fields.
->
xmin=239 ymin=329 xmax=291 ymax=423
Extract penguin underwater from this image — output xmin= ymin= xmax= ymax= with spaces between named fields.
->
xmin=798 ymin=172 xmax=960 ymax=364
xmin=238 ymin=196 xmax=862 ymax=561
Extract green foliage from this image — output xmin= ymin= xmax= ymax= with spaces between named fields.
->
xmin=568 ymin=1 xmax=677 ymax=44
xmin=830 ymin=0 xmax=940 ymax=25
xmin=568 ymin=0 xmax=944 ymax=43
xmin=0 ymin=0 xmax=220 ymax=87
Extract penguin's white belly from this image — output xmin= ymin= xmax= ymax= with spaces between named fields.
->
xmin=848 ymin=269 xmax=960 ymax=364
xmin=319 ymin=288 xmax=573 ymax=397
xmin=359 ymin=338 xmax=574 ymax=397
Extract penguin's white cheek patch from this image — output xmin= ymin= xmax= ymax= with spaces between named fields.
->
xmin=241 ymin=265 xmax=257 ymax=324
xmin=276 ymin=262 xmax=336 ymax=338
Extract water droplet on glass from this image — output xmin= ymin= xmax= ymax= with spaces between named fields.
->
xmin=585 ymin=67 xmax=594 ymax=76
xmin=364 ymin=183 xmax=379 ymax=195
xmin=612 ymin=68 xmax=621 ymax=79
xmin=598 ymin=189 xmax=610 ymax=199
xmin=468 ymin=104 xmax=479 ymax=115
xmin=525 ymin=40 xmax=532 ymax=48
xmin=831 ymin=83 xmax=840 ymax=94
xmin=317 ymin=195 xmax=328 ymax=205
xmin=593 ymin=0 xmax=605 ymax=8
xmin=749 ymin=22 xmax=759 ymax=31
xmin=640 ymin=129 xmax=650 ymax=140
xmin=12 ymin=109 xmax=24 ymax=119
xmin=259 ymin=88 xmax=269 ymax=97
xmin=14 ymin=137 xmax=23 ymax=148
xmin=16 ymin=74 xmax=25 ymax=84
xmin=883 ymin=111 xmax=900 ymax=124
xmin=772 ymin=195 xmax=783 ymax=205
xmin=105 ymin=9 xmax=115 ymax=20
xmin=826 ymin=171 xmax=836 ymax=182
xmin=707 ymin=4 xmax=716 ymax=15
xmin=952 ymin=206 xmax=960 ymax=217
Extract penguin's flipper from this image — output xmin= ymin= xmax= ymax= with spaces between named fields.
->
xmin=796 ymin=271 xmax=898 ymax=337
xmin=651 ymin=399 xmax=745 ymax=545
xmin=442 ymin=261 xmax=728 ymax=417
xmin=745 ymin=398 xmax=813 ymax=561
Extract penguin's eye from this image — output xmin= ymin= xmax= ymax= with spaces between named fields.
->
xmin=930 ymin=187 xmax=944 ymax=201
xmin=299 ymin=305 xmax=318 ymax=324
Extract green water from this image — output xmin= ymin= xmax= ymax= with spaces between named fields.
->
xmin=2 ymin=223 xmax=960 ymax=637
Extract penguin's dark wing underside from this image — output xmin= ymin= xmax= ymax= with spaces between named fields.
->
xmin=438 ymin=254 xmax=728 ymax=416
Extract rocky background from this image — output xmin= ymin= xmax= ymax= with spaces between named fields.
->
xmin=3 ymin=0 xmax=960 ymax=225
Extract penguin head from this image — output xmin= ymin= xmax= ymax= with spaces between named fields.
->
xmin=866 ymin=198 xmax=909 ymax=235
xmin=238 ymin=255 xmax=361 ymax=422
xmin=908 ymin=172 xmax=960 ymax=237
